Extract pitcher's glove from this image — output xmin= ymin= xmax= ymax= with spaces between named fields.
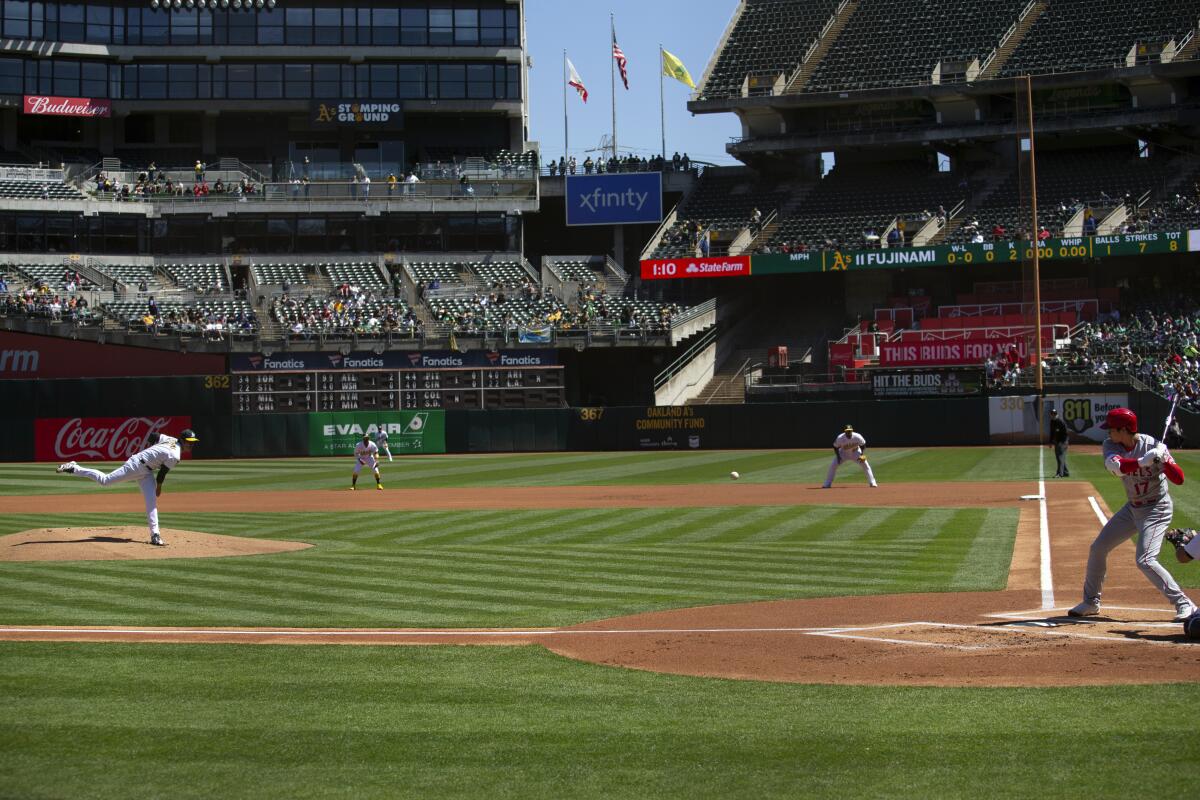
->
xmin=1166 ymin=528 xmax=1196 ymax=562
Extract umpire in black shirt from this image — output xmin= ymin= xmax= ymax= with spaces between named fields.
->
xmin=1049 ymin=408 xmax=1069 ymax=477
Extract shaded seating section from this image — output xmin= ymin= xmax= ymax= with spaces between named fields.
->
xmin=651 ymin=172 xmax=791 ymax=258
xmin=700 ymin=0 xmax=841 ymax=99
xmin=103 ymin=299 xmax=258 ymax=334
xmin=806 ymin=0 xmax=1024 ymax=93
xmin=426 ymin=293 xmax=569 ymax=333
xmin=471 ymin=261 xmax=532 ymax=289
xmin=94 ymin=263 xmax=157 ymax=288
xmin=162 ymin=262 xmax=228 ymax=293
xmin=550 ymin=259 xmax=604 ymax=283
xmin=580 ymin=298 xmax=684 ymax=333
xmin=13 ymin=264 xmax=100 ymax=291
xmin=0 ymin=179 xmax=85 ymax=200
xmin=1001 ymin=0 xmax=1198 ymax=78
xmin=770 ymin=162 xmax=960 ymax=250
xmin=324 ymin=262 xmax=390 ymax=292
xmin=273 ymin=294 xmax=413 ymax=338
xmin=252 ymin=263 xmax=310 ymax=287
xmin=406 ymin=261 xmax=465 ymax=286
xmin=947 ymin=149 xmax=1178 ymax=243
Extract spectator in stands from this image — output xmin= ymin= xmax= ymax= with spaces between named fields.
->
xmin=404 ymin=171 xmax=419 ymax=194
xmin=194 ymin=161 xmax=203 ymax=181
xmin=387 ymin=172 xmax=397 ymax=196
xmin=672 ymin=152 xmax=682 ymax=171
xmin=302 ymin=175 xmax=311 ymax=198
xmin=681 ymin=153 xmax=691 ymax=172
xmin=583 ymin=156 xmax=594 ymax=175
xmin=148 ymin=296 xmax=158 ymax=317
xmin=897 ymin=218 xmax=907 ymax=247
xmin=750 ymin=207 xmax=762 ymax=234
xmin=1038 ymin=225 xmax=1051 ymax=242
xmin=991 ymin=223 xmax=1006 ymax=241
xmin=362 ymin=175 xmax=371 ymax=200
xmin=350 ymin=174 xmax=359 ymax=199
xmin=568 ymin=156 xmax=577 ymax=175
xmin=548 ymin=160 xmax=558 ymax=177
xmin=460 ymin=174 xmax=474 ymax=196
xmin=290 ymin=178 xmax=302 ymax=198
xmin=0 ymin=276 xmax=7 ymax=295
xmin=887 ymin=227 xmax=900 ymax=248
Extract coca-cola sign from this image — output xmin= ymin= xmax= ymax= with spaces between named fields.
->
xmin=23 ymin=95 xmax=112 ymax=118
xmin=35 ymin=417 xmax=192 ymax=462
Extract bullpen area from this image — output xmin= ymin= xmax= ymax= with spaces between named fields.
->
xmin=1 ymin=447 xmax=1198 ymax=797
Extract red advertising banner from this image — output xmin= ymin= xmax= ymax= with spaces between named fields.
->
xmin=878 ymin=338 xmax=1028 ymax=367
xmin=0 ymin=332 xmax=225 ymax=379
xmin=23 ymin=95 xmax=112 ymax=117
xmin=35 ymin=417 xmax=194 ymax=462
xmin=640 ymin=256 xmax=751 ymax=280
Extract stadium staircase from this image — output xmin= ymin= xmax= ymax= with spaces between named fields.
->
xmin=784 ymin=0 xmax=860 ymax=94
xmin=688 ymin=347 xmax=759 ymax=405
xmin=973 ymin=1 xmax=1047 ymax=81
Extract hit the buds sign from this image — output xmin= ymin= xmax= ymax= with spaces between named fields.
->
xmin=35 ymin=417 xmax=193 ymax=462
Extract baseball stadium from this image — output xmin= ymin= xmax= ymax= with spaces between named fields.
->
xmin=2 ymin=1 xmax=1200 ymax=797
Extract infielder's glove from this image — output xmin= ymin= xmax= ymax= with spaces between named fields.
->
xmin=1166 ymin=528 xmax=1195 ymax=553
xmin=857 ymin=455 xmax=867 ymax=462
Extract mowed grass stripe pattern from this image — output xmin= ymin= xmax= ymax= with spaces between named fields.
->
xmin=0 ymin=447 xmax=1044 ymax=495
xmin=0 ymin=506 xmax=1017 ymax=627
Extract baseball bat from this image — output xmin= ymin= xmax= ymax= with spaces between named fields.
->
xmin=1161 ymin=394 xmax=1181 ymax=445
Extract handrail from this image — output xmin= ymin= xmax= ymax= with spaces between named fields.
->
xmin=669 ymin=297 xmax=717 ymax=330
xmin=654 ymin=324 xmax=719 ymax=389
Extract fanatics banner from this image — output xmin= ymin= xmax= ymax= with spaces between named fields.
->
xmin=23 ymin=95 xmax=111 ymax=117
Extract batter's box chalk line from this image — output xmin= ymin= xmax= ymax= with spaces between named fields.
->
xmin=988 ymin=606 xmax=1182 ymax=629
xmin=804 ymin=617 xmax=1192 ymax=651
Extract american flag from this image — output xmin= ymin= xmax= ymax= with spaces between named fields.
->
xmin=613 ymin=30 xmax=629 ymax=90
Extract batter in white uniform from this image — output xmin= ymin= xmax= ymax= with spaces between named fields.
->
xmin=351 ymin=434 xmax=383 ymax=490
xmin=822 ymin=424 xmax=878 ymax=488
xmin=1069 ymin=407 xmax=1195 ymax=622
xmin=55 ymin=429 xmax=199 ymax=546
xmin=376 ymin=426 xmax=393 ymax=462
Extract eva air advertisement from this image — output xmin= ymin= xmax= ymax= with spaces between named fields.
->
xmin=308 ymin=411 xmax=446 ymax=455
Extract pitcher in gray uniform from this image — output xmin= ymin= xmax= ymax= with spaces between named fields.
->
xmin=1069 ymin=408 xmax=1197 ymax=622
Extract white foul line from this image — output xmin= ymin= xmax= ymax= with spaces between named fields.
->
xmin=0 ymin=626 xmax=834 ymax=638
xmin=1087 ymin=496 xmax=1109 ymax=525
xmin=1039 ymin=446 xmax=1055 ymax=609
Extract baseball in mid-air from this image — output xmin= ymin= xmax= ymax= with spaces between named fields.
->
xmin=730 ymin=471 xmax=740 ymax=481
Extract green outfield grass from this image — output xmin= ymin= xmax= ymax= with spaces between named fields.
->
xmin=0 ymin=446 xmax=1048 ymax=494
xmin=1 ymin=643 xmax=1196 ymax=800
xmin=2 ymin=447 xmax=1199 ymax=798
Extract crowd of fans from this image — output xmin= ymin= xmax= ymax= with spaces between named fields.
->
xmin=277 ymin=282 xmax=418 ymax=338
xmin=1053 ymin=301 xmax=1200 ymax=411
xmin=1135 ymin=181 xmax=1200 ymax=233
xmin=0 ymin=274 xmax=96 ymax=323
xmin=94 ymin=163 xmax=259 ymax=201
xmin=547 ymin=152 xmax=690 ymax=176
xmin=134 ymin=303 xmax=258 ymax=339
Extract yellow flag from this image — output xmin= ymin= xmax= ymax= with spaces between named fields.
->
xmin=661 ymin=48 xmax=695 ymax=89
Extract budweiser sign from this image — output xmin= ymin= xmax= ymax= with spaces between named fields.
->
xmin=35 ymin=417 xmax=192 ymax=462
xmin=23 ymin=95 xmax=112 ymax=118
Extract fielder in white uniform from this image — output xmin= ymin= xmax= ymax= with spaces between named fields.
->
xmin=1069 ymin=407 xmax=1196 ymax=622
xmin=55 ymin=429 xmax=199 ymax=546
xmin=351 ymin=434 xmax=383 ymax=490
xmin=823 ymin=424 xmax=877 ymax=488
xmin=376 ymin=426 xmax=393 ymax=462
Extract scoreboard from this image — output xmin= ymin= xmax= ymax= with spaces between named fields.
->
xmin=231 ymin=350 xmax=565 ymax=414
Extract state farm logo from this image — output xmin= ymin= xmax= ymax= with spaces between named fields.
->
xmin=53 ymin=417 xmax=173 ymax=460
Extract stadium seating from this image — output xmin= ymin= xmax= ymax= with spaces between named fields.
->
xmin=651 ymin=172 xmax=791 ymax=258
xmin=806 ymin=0 xmax=1025 ymax=93
xmin=0 ymin=179 xmax=85 ymax=200
xmin=94 ymin=263 xmax=158 ymax=287
xmin=324 ymin=262 xmax=390 ymax=292
xmin=550 ymin=259 xmax=605 ymax=284
xmin=252 ymin=263 xmax=310 ymax=286
xmin=13 ymin=264 xmax=99 ymax=291
xmin=947 ymin=149 xmax=1177 ymax=243
xmin=769 ymin=162 xmax=961 ymax=250
xmin=406 ymin=261 xmax=465 ymax=285
xmin=471 ymin=261 xmax=534 ymax=289
xmin=1001 ymin=0 xmax=1198 ymax=78
xmin=273 ymin=293 xmax=412 ymax=337
xmin=700 ymin=0 xmax=842 ymax=99
xmin=103 ymin=299 xmax=258 ymax=334
xmin=162 ymin=263 xmax=228 ymax=293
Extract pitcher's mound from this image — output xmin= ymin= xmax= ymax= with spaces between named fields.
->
xmin=0 ymin=527 xmax=312 ymax=562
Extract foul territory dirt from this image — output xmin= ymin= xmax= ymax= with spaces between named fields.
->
xmin=3 ymin=480 xmax=1198 ymax=686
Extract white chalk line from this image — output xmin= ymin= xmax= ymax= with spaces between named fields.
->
xmin=804 ymin=618 xmax=1191 ymax=649
xmin=1087 ymin=496 xmax=1109 ymax=525
xmin=1038 ymin=447 xmax=1055 ymax=609
xmin=0 ymin=625 xmax=838 ymax=638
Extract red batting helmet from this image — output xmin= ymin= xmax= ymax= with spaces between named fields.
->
xmin=1100 ymin=407 xmax=1138 ymax=433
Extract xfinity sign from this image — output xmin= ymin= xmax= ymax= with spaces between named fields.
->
xmin=565 ymin=173 xmax=663 ymax=226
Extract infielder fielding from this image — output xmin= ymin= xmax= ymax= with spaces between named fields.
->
xmin=376 ymin=425 xmax=393 ymax=462
xmin=823 ymin=424 xmax=878 ymax=488
xmin=351 ymin=434 xmax=383 ymax=490
xmin=55 ymin=428 xmax=200 ymax=546
xmin=1068 ymin=408 xmax=1196 ymax=622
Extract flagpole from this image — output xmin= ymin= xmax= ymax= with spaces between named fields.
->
xmin=659 ymin=45 xmax=666 ymax=161
xmin=562 ymin=50 xmax=569 ymax=165
xmin=610 ymin=13 xmax=618 ymax=160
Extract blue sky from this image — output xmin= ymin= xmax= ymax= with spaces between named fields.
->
xmin=524 ymin=0 xmax=741 ymax=165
